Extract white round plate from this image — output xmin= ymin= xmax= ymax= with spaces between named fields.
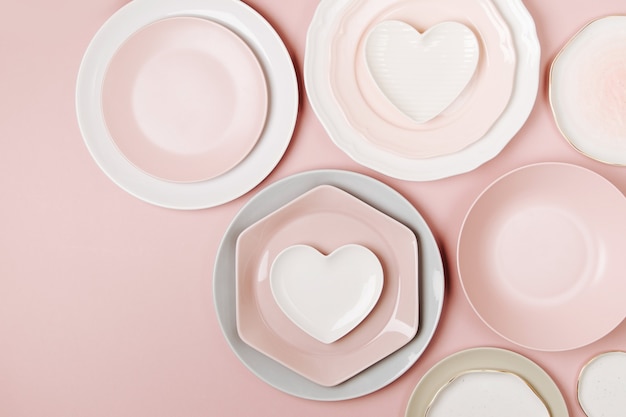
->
xmin=550 ymin=16 xmax=626 ymax=165
xmin=76 ymin=0 xmax=297 ymax=209
xmin=305 ymin=0 xmax=539 ymax=181
xmin=578 ymin=351 xmax=626 ymax=417
xmin=213 ymin=170 xmax=445 ymax=400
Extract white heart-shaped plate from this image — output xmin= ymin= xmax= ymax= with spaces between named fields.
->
xmin=270 ymin=244 xmax=383 ymax=344
xmin=365 ymin=20 xmax=479 ymax=124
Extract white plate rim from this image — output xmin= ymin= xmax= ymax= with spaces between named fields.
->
xmin=76 ymin=0 xmax=298 ymax=209
xmin=304 ymin=0 xmax=540 ymax=181
xmin=213 ymin=169 xmax=445 ymax=400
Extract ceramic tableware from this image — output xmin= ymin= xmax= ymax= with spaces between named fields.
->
xmin=550 ymin=16 xmax=626 ymax=165
xmin=426 ymin=371 xmax=550 ymax=417
xmin=305 ymin=0 xmax=539 ymax=180
xmin=332 ymin=0 xmax=514 ymax=158
xmin=270 ymin=244 xmax=384 ymax=344
xmin=458 ymin=163 xmax=626 ymax=351
xmin=76 ymin=0 xmax=297 ymax=209
xmin=578 ymin=351 xmax=626 ymax=417
xmin=102 ymin=17 xmax=267 ymax=183
xmin=364 ymin=20 xmax=479 ymax=124
xmin=214 ymin=170 xmax=445 ymax=400
xmin=235 ymin=184 xmax=419 ymax=387
xmin=405 ymin=347 xmax=568 ymax=417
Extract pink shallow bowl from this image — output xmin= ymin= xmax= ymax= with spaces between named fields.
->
xmin=102 ymin=17 xmax=267 ymax=183
xmin=331 ymin=0 xmax=516 ymax=158
xmin=458 ymin=162 xmax=626 ymax=351
xmin=235 ymin=185 xmax=419 ymax=387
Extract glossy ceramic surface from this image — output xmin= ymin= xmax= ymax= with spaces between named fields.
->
xmin=426 ymin=371 xmax=550 ymax=417
xmin=215 ymin=170 xmax=444 ymax=400
xmin=102 ymin=17 xmax=267 ymax=183
xmin=235 ymin=184 xmax=418 ymax=386
xmin=76 ymin=0 xmax=297 ymax=208
xmin=578 ymin=351 xmax=626 ymax=417
xmin=550 ymin=16 xmax=626 ymax=165
xmin=405 ymin=348 xmax=568 ymax=417
xmin=305 ymin=0 xmax=539 ymax=180
xmin=270 ymin=244 xmax=384 ymax=344
xmin=364 ymin=20 xmax=479 ymax=124
xmin=458 ymin=163 xmax=626 ymax=351
xmin=333 ymin=0 xmax=514 ymax=158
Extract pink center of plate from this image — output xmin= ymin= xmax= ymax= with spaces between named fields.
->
xmin=132 ymin=49 xmax=237 ymax=155
xmin=495 ymin=206 xmax=592 ymax=300
xmin=102 ymin=17 xmax=268 ymax=183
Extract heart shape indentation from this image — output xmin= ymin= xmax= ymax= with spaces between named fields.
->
xmin=365 ymin=20 xmax=479 ymax=124
xmin=578 ymin=351 xmax=626 ymax=417
xmin=270 ymin=244 xmax=383 ymax=344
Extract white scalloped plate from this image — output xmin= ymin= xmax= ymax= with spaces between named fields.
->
xmin=305 ymin=0 xmax=539 ymax=181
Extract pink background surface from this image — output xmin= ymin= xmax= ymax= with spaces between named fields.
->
xmin=1 ymin=0 xmax=625 ymax=416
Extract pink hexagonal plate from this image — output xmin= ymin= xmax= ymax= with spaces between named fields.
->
xmin=235 ymin=185 xmax=419 ymax=386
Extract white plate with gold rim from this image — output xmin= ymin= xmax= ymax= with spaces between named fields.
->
xmin=578 ymin=351 xmax=626 ymax=417
xmin=550 ymin=16 xmax=626 ymax=166
xmin=405 ymin=347 xmax=568 ymax=417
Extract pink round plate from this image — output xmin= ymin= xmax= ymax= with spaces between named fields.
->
xmin=330 ymin=0 xmax=516 ymax=158
xmin=102 ymin=17 xmax=267 ymax=183
xmin=458 ymin=162 xmax=626 ymax=351
xmin=235 ymin=185 xmax=419 ymax=387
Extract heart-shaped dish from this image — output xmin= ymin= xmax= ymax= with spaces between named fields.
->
xmin=214 ymin=169 xmax=445 ymax=400
xmin=270 ymin=244 xmax=383 ymax=344
xmin=305 ymin=0 xmax=539 ymax=180
xmin=327 ymin=0 xmax=516 ymax=159
xmin=365 ymin=20 xmax=479 ymax=124
xmin=235 ymin=184 xmax=419 ymax=387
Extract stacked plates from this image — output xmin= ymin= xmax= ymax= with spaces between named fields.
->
xmin=76 ymin=0 xmax=298 ymax=209
xmin=213 ymin=170 xmax=445 ymax=400
xmin=305 ymin=0 xmax=540 ymax=181
xmin=405 ymin=348 xmax=568 ymax=417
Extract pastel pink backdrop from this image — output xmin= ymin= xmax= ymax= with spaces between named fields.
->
xmin=1 ymin=0 xmax=625 ymax=416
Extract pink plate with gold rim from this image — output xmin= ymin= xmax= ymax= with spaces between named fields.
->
xmin=458 ymin=162 xmax=626 ymax=351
